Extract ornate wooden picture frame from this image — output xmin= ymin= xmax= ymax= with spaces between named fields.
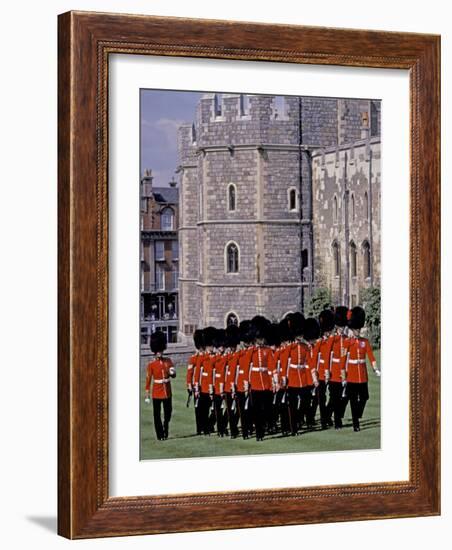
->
xmin=58 ymin=11 xmax=440 ymax=538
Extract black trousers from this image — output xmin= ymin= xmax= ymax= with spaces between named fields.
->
xmin=327 ymin=382 xmax=348 ymax=427
xmin=251 ymin=389 xmax=272 ymax=440
xmin=213 ymin=394 xmax=228 ymax=436
xmin=278 ymin=389 xmax=291 ymax=434
xmin=193 ymin=393 xmax=202 ymax=435
xmin=198 ymin=392 xmax=213 ymax=435
xmin=346 ymin=382 xmax=369 ymax=427
xmin=315 ymin=381 xmax=329 ymax=428
xmin=226 ymin=392 xmax=239 ymax=437
xmin=152 ymin=398 xmax=172 ymax=440
xmin=287 ymin=387 xmax=311 ymax=434
xmin=237 ymin=391 xmax=253 ymax=439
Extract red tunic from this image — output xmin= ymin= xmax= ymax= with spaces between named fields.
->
xmin=192 ymin=352 xmax=205 ymax=391
xmin=344 ymin=337 xmax=376 ymax=383
xmin=213 ymin=354 xmax=228 ymax=394
xmin=286 ymin=341 xmax=309 ymax=388
xmin=330 ymin=333 xmax=349 ymax=383
xmin=236 ymin=347 xmax=253 ymax=392
xmin=249 ymin=346 xmax=272 ymax=391
xmin=317 ymin=336 xmax=333 ymax=381
xmin=279 ymin=342 xmax=294 ymax=386
xmin=225 ymin=351 xmax=239 ymax=393
xmin=145 ymin=357 xmax=174 ymax=399
xmin=305 ymin=341 xmax=320 ymax=386
xmin=186 ymin=353 xmax=197 ymax=387
xmin=199 ymin=353 xmax=215 ymax=393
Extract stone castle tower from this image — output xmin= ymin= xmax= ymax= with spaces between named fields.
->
xmin=177 ymin=94 xmax=380 ymax=336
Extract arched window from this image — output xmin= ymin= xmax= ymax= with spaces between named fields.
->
xmin=288 ymin=187 xmax=297 ymax=211
xmin=161 ymin=207 xmax=174 ymax=231
xmin=351 ymin=193 xmax=355 ymax=222
xmin=332 ymin=241 xmax=340 ymax=277
xmin=362 ymin=240 xmax=371 ymax=278
xmin=226 ymin=242 xmax=239 ymax=273
xmin=226 ymin=312 xmax=239 ymax=327
xmin=350 ymin=241 xmax=357 ymax=277
xmin=228 ymin=184 xmax=236 ymax=211
xmin=364 ymin=191 xmax=369 ymax=221
xmin=333 ymin=195 xmax=338 ymax=224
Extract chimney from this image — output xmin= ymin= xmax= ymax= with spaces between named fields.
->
xmin=141 ymin=168 xmax=153 ymax=197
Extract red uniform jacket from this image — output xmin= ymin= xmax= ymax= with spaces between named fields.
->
xmin=249 ymin=346 xmax=272 ymax=391
xmin=145 ymin=357 xmax=174 ymax=399
xmin=186 ymin=353 xmax=197 ymax=387
xmin=317 ymin=336 xmax=333 ymax=381
xmin=330 ymin=333 xmax=349 ymax=383
xmin=286 ymin=341 xmax=309 ymax=388
xmin=279 ymin=342 xmax=293 ymax=386
xmin=225 ymin=351 xmax=239 ymax=393
xmin=305 ymin=341 xmax=320 ymax=386
xmin=236 ymin=347 xmax=253 ymax=392
xmin=192 ymin=352 xmax=204 ymax=391
xmin=213 ymin=354 xmax=228 ymax=394
xmin=344 ymin=337 xmax=376 ymax=383
xmin=267 ymin=347 xmax=280 ymax=387
xmin=199 ymin=353 xmax=215 ymax=393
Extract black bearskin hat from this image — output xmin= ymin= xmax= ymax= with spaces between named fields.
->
xmin=226 ymin=324 xmax=240 ymax=349
xmin=348 ymin=306 xmax=366 ymax=330
xmin=335 ymin=306 xmax=349 ymax=328
xmin=150 ymin=330 xmax=167 ymax=354
xmin=289 ymin=311 xmax=305 ymax=338
xmin=213 ymin=328 xmax=227 ymax=349
xmin=303 ymin=317 xmax=320 ymax=342
xmin=239 ymin=320 xmax=256 ymax=344
xmin=264 ymin=323 xmax=281 ymax=347
xmin=278 ymin=317 xmax=293 ymax=343
xmin=203 ymin=326 xmax=217 ymax=348
xmin=251 ymin=315 xmax=270 ymax=340
xmin=319 ymin=309 xmax=335 ymax=334
xmin=193 ymin=329 xmax=205 ymax=350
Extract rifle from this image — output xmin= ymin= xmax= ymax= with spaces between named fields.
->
xmin=186 ymin=390 xmax=192 ymax=408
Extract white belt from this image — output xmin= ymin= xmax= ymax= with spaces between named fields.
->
xmin=319 ymin=359 xmax=325 ymax=364
xmin=215 ymin=373 xmax=221 ymax=378
xmin=201 ymin=372 xmax=209 ymax=377
xmin=332 ymin=358 xmax=341 ymax=363
xmin=289 ymin=364 xmax=306 ymax=369
xmin=348 ymin=359 xmax=366 ymax=364
xmin=251 ymin=367 xmax=268 ymax=372
xmin=154 ymin=378 xmax=170 ymax=384
xmin=238 ymin=369 xmax=244 ymax=374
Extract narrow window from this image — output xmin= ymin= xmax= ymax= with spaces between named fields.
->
xmin=332 ymin=241 xmax=340 ymax=277
xmin=333 ymin=196 xmax=338 ymax=224
xmin=226 ymin=242 xmax=239 ymax=273
xmin=362 ymin=240 xmax=371 ymax=278
xmin=161 ymin=207 xmax=174 ymax=230
xmin=351 ymin=193 xmax=355 ymax=222
xmin=155 ymin=241 xmax=165 ymax=261
xmin=289 ymin=188 xmax=297 ymax=211
xmin=364 ymin=192 xmax=369 ymax=221
xmin=226 ymin=312 xmax=239 ymax=327
xmin=350 ymin=241 xmax=357 ymax=277
xmin=228 ymin=184 xmax=236 ymax=211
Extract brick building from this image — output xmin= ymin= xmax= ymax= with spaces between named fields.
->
xmin=176 ymin=93 xmax=381 ymax=337
xmin=140 ymin=170 xmax=179 ymax=346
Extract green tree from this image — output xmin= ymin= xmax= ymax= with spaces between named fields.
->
xmin=360 ymin=286 xmax=381 ymax=348
xmin=304 ymin=287 xmax=331 ymax=318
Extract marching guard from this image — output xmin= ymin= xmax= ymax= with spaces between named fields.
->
xmin=144 ymin=330 xmax=176 ymax=441
xmin=212 ymin=329 xmax=228 ymax=437
xmin=224 ymin=324 xmax=241 ymax=439
xmin=187 ymin=329 xmax=205 ymax=435
xmin=197 ymin=326 xmax=216 ymax=435
xmin=316 ymin=309 xmax=335 ymax=429
xmin=344 ymin=306 xmax=380 ymax=431
xmin=327 ymin=306 xmax=350 ymax=429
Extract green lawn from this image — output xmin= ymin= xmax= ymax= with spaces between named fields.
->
xmin=140 ymin=351 xmax=381 ymax=460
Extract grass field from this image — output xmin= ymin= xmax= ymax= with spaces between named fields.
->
xmin=140 ymin=351 xmax=380 ymax=460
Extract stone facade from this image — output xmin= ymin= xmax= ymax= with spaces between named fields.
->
xmin=140 ymin=170 xmax=180 ymax=346
xmin=177 ymin=94 xmax=381 ymax=336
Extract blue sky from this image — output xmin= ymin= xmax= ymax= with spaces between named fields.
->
xmin=140 ymin=89 xmax=202 ymax=187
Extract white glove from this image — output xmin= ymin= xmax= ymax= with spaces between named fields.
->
xmin=374 ymin=368 xmax=381 ymax=377
xmin=144 ymin=396 xmax=151 ymax=404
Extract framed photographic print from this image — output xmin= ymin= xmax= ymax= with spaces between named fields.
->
xmin=58 ymin=11 xmax=440 ymax=538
